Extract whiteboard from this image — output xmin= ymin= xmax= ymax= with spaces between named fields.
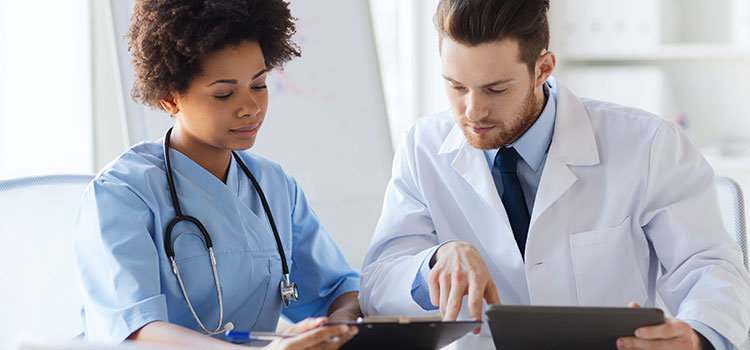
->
xmin=108 ymin=0 xmax=393 ymax=268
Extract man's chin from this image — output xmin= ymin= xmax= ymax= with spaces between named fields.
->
xmin=463 ymin=131 xmax=504 ymax=150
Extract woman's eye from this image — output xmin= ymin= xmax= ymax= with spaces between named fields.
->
xmin=252 ymin=85 xmax=268 ymax=91
xmin=214 ymin=93 xmax=233 ymax=100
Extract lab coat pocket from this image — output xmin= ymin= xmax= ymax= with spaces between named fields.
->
xmin=569 ymin=216 xmax=647 ymax=307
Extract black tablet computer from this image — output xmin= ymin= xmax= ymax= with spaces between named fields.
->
xmin=485 ymin=305 xmax=664 ymax=350
xmin=326 ymin=318 xmax=481 ymax=350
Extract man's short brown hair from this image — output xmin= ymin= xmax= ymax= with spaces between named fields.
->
xmin=434 ymin=0 xmax=550 ymax=74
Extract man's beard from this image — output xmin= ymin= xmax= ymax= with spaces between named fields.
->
xmin=461 ymin=86 xmax=541 ymax=150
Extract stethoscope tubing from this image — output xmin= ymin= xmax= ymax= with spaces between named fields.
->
xmin=162 ymin=127 xmax=296 ymax=334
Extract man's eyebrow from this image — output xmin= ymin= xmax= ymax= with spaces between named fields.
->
xmin=480 ymin=79 xmax=514 ymax=88
xmin=441 ymin=75 xmax=514 ymax=88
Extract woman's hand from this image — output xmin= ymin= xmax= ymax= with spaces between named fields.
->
xmin=264 ymin=317 xmax=358 ymax=350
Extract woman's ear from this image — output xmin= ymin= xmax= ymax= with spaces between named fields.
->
xmin=159 ymin=94 xmax=180 ymax=115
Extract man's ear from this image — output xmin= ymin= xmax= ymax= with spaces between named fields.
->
xmin=535 ymin=51 xmax=556 ymax=88
xmin=159 ymin=94 xmax=180 ymax=115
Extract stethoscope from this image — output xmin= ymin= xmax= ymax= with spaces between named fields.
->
xmin=162 ymin=127 xmax=299 ymax=335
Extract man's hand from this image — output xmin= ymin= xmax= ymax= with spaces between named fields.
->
xmin=428 ymin=241 xmax=501 ymax=334
xmin=616 ymin=302 xmax=703 ymax=350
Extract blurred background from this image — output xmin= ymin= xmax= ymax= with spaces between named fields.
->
xmin=1 ymin=0 xmax=749 ymax=348
xmin=1 ymin=0 xmax=749 ymax=268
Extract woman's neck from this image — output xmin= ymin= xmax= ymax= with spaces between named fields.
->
xmin=168 ymin=127 xmax=232 ymax=183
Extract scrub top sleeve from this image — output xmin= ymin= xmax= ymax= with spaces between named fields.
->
xmin=639 ymin=121 xmax=750 ymax=348
xmin=282 ymin=175 xmax=360 ymax=322
xmin=73 ymin=179 xmax=168 ymax=343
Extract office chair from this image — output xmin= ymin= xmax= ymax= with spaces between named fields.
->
xmin=0 ymin=174 xmax=93 ymax=349
xmin=715 ymin=175 xmax=749 ymax=271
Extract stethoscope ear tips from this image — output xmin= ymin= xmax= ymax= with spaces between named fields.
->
xmin=224 ymin=322 xmax=234 ymax=331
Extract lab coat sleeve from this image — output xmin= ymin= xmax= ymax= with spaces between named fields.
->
xmin=281 ymin=175 xmax=360 ymax=322
xmin=359 ymin=128 xmax=444 ymax=316
xmin=639 ymin=121 xmax=750 ymax=348
xmin=73 ymin=179 xmax=167 ymax=344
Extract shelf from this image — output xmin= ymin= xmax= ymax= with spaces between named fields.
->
xmin=557 ymin=44 xmax=750 ymax=63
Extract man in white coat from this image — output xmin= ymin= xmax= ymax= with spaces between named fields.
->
xmin=359 ymin=0 xmax=750 ymax=349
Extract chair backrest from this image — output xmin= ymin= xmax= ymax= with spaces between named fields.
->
xmin=0 ymin=175 xmax=93 ymax=348
xmin=715 ymin=176 xmax=749 ymax=270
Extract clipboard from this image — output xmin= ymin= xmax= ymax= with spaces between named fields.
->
xmin=326 ymin=316 xmax=482 ymax=350
xmin=485 ymin=305 xmax=665 ymax=350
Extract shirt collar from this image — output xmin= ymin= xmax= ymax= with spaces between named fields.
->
xmin=485 ymin=82 xmax=557 ymax=171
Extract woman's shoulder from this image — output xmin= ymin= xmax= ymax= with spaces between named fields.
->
xmin=92 ymin=142 xmax=166 ymax=194
xmin=234 ymin=150 xmax=301 ymax=199
xmin=234 ymin=150 xmax=289 ymax=180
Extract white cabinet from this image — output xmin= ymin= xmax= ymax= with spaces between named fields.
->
xmin=549 ymin=0 xmax=750 ymax=190
xmin=550 ymin=0 xmax=750 ymax=142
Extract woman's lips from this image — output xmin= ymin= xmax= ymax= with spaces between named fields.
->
xmin=231 ymin=124 xmax=260 ymax=138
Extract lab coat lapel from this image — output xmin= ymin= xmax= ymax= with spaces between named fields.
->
xmin=529 ymin=84 xmax=600 ymax=229
xmin=444 ymin=126 xmax=510 ymax=230
xmin=440 ymin=125 xmax=524 ymax=266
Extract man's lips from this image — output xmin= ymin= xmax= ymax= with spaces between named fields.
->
xmin=468 ymin=125 xmax=495 ymax=134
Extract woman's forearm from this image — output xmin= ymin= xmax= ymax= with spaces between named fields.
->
xmin=327 ymin=291 xmax=362 ymax=322
xmin=127 ymin=321 xmax=241 ymax=349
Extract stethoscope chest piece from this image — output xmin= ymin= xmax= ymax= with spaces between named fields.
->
xmin=280 ymin=274 xmax=299 ymax=307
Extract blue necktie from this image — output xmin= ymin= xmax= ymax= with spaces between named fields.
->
xmin=495 ymin=147 xmax=530 ymax=257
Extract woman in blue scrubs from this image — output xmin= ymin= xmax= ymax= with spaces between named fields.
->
xmin=73 ymin=0 xmax=361 ymax=348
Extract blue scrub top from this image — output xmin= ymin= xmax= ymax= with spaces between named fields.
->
xmin=74 ymin=141 xmax=360 ymax=343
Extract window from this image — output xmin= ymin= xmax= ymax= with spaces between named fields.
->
xmin=0 ymin=0 xmax=92 ymax=180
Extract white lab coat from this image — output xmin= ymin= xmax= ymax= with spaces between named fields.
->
xmin=360 ymin=82 xmax=750 ymax=349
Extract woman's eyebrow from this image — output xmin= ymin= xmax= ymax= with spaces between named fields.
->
xmin=207 ymin=69 xmax=269 ymax=87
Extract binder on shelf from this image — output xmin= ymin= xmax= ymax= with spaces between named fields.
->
xmin=558 ymin=65 xmax=675 ymax=120
xmin=558 ymin=0 xmax=660 ymax=51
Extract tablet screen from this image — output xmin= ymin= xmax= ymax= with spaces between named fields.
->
xmin=485 ymin=305 xmax=664 ymax=350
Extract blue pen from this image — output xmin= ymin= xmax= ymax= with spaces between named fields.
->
xmin=225 ymin=330 xmax=294 ymax=343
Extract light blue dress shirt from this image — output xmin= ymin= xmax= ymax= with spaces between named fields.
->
xmin=483 ymin=82 xmax=556 ymax=212
xmin=410 ymin=79 xmax=728 ymax=349
xmin=74 ymin=141 xmax=360 ymax=343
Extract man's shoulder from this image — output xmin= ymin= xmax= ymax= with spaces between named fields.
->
xmin=404 ymin=110 xmax=458 ymax=147
xmin=571 ymin=97 xmax=671 ymax=150
xmin=412 ymin=110 xmax=456 ymax=132
xmin=579 ymin=98 xmax=666 ymax=135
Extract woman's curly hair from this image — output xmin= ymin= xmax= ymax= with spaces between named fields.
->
xmin=126 ymin=0 xmax=301 ymax=109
